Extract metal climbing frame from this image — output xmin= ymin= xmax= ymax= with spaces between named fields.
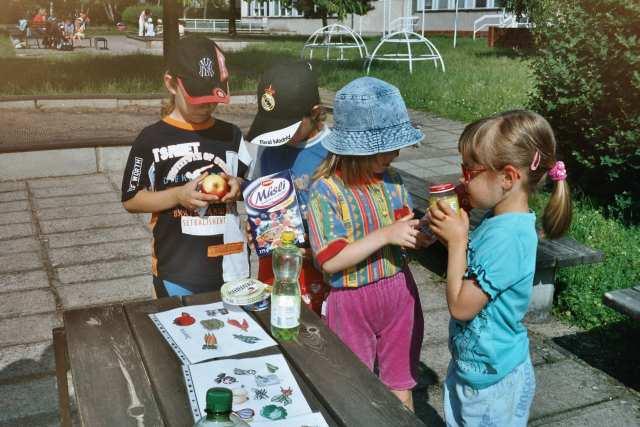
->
xmin=366 ymin=30 xmax=445 ymax=74
xmin=301 ymin=23 xmax=368 ymax=61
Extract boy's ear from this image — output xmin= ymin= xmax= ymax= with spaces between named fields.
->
xmin=163 ymin=73 xmax=177 ymax=96
xmin=310 ymin=104 xmax=326 ymax=122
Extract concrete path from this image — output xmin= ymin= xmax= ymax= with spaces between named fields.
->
xmin=0 ymin=100 xmax=639 ymax=426
xmin=11 ymin=34 xmax=253 ymax=57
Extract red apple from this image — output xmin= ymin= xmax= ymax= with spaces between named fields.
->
xmin=201 ymin=173 xmax=229 ymax=198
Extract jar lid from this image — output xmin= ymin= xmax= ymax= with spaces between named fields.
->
xmin=221 ymin=278 xmax=270 ymax=306
xmin=429 ymin=183 xmax=456 ymax=193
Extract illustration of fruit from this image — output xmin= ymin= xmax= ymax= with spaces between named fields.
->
xmin=174 ymin=312 xmax=196 ymax=326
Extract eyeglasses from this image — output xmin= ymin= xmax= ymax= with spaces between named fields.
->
xmin=461 ymin=163 xmax=487 ymax=183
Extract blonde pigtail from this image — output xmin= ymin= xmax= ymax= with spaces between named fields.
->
xmin=542 ymin=179 xmax=572 ymax=239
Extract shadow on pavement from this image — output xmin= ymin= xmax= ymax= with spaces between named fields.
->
xmin=553 ymin=320 xmax=640 ymax=392
xmin=414 ymin=362 xmax=446 ymax=426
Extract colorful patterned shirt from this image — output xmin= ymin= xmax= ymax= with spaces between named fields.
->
xmin=307 ymin=169 xmax=413 ymax=288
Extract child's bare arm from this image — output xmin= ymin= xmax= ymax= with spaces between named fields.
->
xmin=429 ymin=200 xmax=489 ymax=320
xmin=321 ymin=214 xmax=420 ymax=274
xmin=445 ymin=243 xmax=489 ymax=321
xmin=123 ymin=173 xmax=218 ymax=213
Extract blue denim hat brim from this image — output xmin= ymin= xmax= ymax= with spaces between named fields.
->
xmin=321 ymin=121 xmax=424 ymax=155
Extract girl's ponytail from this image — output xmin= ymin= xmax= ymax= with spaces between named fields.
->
xmin=542 ymin=162 xmax=572 ymax=239
xmin=542 ymin=177 xmax=572 ymax=239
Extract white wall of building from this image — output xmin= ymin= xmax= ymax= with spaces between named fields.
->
xmin=239 ymin=0 xmax=504 ymax=35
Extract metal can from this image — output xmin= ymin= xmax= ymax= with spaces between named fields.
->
xmin=429 ymin=183 xmax=460 ymax=213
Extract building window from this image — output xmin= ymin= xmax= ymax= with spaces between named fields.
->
xmin=417 ymin=0 xmax=500 ymax=9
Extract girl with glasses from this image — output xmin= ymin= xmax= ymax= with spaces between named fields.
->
xmin=428 ymin=110 xmax=572 ymax=426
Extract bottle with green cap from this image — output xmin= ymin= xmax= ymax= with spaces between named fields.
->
xmin=193 ymin=387 xmax=249 ymax=426
xmin=270 ymin=230 xmax=302 ymax=341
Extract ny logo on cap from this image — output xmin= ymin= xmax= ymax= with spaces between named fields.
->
xmin=199 ymin=57 xmax=214 ymax=78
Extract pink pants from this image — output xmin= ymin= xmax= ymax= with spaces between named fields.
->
xmin=325 ymin=268 xmax=424 ymax=390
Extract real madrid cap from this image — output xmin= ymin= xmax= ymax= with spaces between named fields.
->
xmin=247 ymin=61 xmax=320 ymax=146
xmin=167 ymin=35 xmax=230 ymax=105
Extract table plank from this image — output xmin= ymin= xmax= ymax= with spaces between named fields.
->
xmin=603 ymin=286 xmax=640 ymax=321
xmin=64 ymin=304 xmax=165 ymax=427
xmin=184 ymin=293 xmax=340 ymax=426
xmin=249 ymin=301 xmax=426 ymax=427
xmin=124 ymin=297 xmax=192 ymax=426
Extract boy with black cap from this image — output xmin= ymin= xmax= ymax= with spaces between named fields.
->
xmin=247 ymin=61 xmax=330 ymax=315
xmin=122 ymin=35 xmax=252 ymax=298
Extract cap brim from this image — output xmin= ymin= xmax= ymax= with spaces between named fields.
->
xmin=321 ymin=122 xmax=424 ymax=155
xmin=177 ymin=77 xmax=229 ymax=105
xmin=247 ymin=113 xmax=301 ymax=146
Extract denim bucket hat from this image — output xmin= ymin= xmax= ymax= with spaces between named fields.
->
xmin=321 ymin=77 xmax=424 ymax=155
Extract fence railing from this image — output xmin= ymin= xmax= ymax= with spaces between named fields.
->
xmin=183 ymin=18 xmax=267 ymax=33
xmin=473 ymin=12 xmax=531 ymax=39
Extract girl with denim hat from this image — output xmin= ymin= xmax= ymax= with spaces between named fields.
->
xmin=307 ymin=77 xmax=431 ymax=410
xmin=428 ymin=110 xmax=572 ymax=426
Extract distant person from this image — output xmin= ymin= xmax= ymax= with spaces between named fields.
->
xmin=63 ymin=18 xmax=75 ymax=38
xmin=138 ymin=8 xmax=150 ymax=36
xmin=427 ymin=110 xmax=572 ymax=426
xmin=31 ymin=8 xmax=47 ymax=36
xmin=246 ymin=62 xmax=331 ymax=316
xmin=121 ymin=35 xmax=252 ymax=298
xmin=145 ymin=17 xmax=155 ymax=37
xmin=178 ymin=19 xmax=185 ymax=37
xmin=307 ymin=77 xmax=431 ymax=411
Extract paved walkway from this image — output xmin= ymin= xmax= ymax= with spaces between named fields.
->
xmin=11 ymin=34 xmax=252 ymax=57
xmin=0 ymin=99 xmax=639 ymax=426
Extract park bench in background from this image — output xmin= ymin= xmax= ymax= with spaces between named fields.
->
xmin=603 ymin=285 xmax=640 ymax=321
xmin=397 ymin=168 xmax=605 ymax=322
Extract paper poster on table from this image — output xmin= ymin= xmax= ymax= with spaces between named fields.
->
xmin=149 ymin=302 xmax=277 ymax=365
xmin=183 ymin=353 xmax=328 ymax=426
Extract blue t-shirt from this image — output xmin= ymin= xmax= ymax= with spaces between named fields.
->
xmin=254 ymin=136 xmax=328 ymax=220
xmin=449 ymin=212 xmax=538 ymax=389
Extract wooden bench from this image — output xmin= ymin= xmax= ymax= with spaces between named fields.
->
xmin=397 ymin=168 xmax=604 ymax=321
xmin=603 ymin=285 xmax=640 ymax=321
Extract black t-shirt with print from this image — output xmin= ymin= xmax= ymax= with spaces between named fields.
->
xmin=121 ymin=117 xmax=251 ymax=293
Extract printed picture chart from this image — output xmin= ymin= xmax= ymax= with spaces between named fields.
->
xmin=183 ymin=354 xmax=328 ymax=426
xmin=149 ymin=302 xmax=277 ymax=365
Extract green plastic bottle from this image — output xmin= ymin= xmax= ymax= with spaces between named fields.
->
xmin=270 ymin=230 xmax=302 ymax=341
xmin=193 ymin=387 xmax=249 ymax=426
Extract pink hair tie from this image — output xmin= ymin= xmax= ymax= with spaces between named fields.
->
xmin=548 ymin=161 xmax=567 ymax=181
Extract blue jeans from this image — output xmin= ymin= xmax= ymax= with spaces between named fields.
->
xmin=444 ymin=356 xmax=536 ymax=427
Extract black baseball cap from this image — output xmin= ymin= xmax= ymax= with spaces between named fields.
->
xmin=168 ymin=35 xmax=229 ymax=105
xmin=247 ymin=61 xmax=320 ymax=146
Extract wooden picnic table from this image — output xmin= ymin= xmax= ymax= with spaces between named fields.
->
xmin=53 ymin=292 xmax=424 ymax=427
xmin=603 ymin=284 xmax=640 ymax=321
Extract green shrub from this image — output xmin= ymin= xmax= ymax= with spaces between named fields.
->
xmin=531 ymin=193 xmax=640 ymax=329
xmin=529 ymin=0 xmax=640 ymax=220
xmin=121 ymin=4 xmax=163 ymax=26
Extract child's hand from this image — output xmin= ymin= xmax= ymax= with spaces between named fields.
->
xmin=416 ymin=215 xmax=438 ymax=248
xmin=428 ymin=200 xmax=469 ymax=248
xmin=384 ymin=213 xmax=421 ymax=249
xmin=218 ymin=174 xmax=243 ymax=203
xmin=176 ymin=173 xmax=219 ymax=210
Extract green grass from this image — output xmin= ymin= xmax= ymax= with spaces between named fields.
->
xmin=531 ymin=193 xmax=640 ymax=329
xmin=0 ymin=34 xmax=531 ymax=122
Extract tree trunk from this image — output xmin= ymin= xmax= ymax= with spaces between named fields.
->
xmin=203 ymin=0 xmax=208 ymax=18
xmin=164 ymin=0 xmax=180 ymax=69
xmin=228 ymin=0 xmax=237 ymax=36
xmin=321 ymin=10 xmax=328 ymax=27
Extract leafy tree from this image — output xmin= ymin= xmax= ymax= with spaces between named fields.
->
xmin=253 ymin=0 xmax=372 ymax=27
xmin=529 ymin=0 xmax=640 ymax=218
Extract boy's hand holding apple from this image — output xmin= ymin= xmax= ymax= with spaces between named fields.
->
xmin=200 ymin=172 xmax=243 ymax=203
